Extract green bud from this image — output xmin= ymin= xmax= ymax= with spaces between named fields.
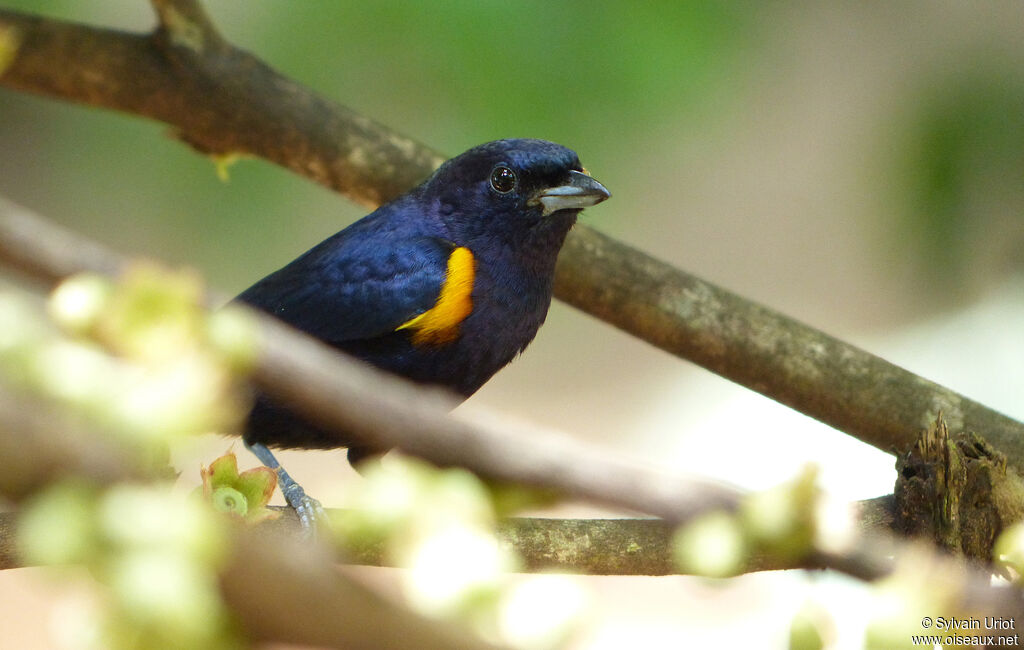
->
xmin=206 ymin=306 xmax=260 ymax=375
xmin=740 ymin=465 xmax=819 ymax=561
xmin=48 ymin=274 xmax=113 ymax=336
xmin=789 ymin=604 xmax=830 ymax=650
xmin=211 ymin=486 xmax=248 ymax=516
xmin=18 ymin=482 xmax=99 ymax=566
xmin=995 ymin=521 xmax=1024 ymax=578
xmin=672 ymin=511 xmax=747 ymax=578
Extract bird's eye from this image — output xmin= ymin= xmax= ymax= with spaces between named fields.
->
xmin=489 ymin=165 xmax=517 ymax=194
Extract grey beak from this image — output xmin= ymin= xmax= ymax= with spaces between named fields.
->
xmin=534 ymin=170 xmax=611 ymax=216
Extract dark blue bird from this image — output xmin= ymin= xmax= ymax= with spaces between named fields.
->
xmin=236 ymin=139 xmax=610 ymax=525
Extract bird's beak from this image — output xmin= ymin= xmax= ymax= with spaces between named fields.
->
xmin=534 ymin=170 xmax=611 ymax=216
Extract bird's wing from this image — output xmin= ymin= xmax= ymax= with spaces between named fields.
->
xmin=236 ymin=233 xmax=468 ymax=345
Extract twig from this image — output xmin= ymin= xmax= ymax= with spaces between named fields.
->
xmin=2 ymin=5 xmax=1023 ymax=471
xmin=0 ymin=497 xmax=898 ymax=575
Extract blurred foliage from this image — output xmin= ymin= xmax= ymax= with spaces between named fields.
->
xmin=3 ymin=267 xmax=586 ymax=649
xmin=788 ymin=603 xmax=831 ymax=650
xmin=0 ymin=267 xmax=256 ymax=445
xmin=19 ymin=481 xmax=238 ymax=650
xmin=332 ymin=455 xmax=586 ymax=648
xmin=890 ymin=65 xmax=1024 ymax=289
xmin=672 ymin=465 xmax=820 ymax=578
xmin=1 ymin=265 xmax=257 ymax=649
xmin=994 ymin=519 xmax=1024 ymax=581
xmin=862 ymin=552 xmax=958 ymax=650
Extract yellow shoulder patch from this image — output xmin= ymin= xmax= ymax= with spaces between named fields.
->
xmin=397 ymin=246 xmax=475 ymax=346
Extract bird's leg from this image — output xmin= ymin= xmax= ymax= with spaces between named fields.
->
xmin=244 ymin=441 xmax=326 ymax=538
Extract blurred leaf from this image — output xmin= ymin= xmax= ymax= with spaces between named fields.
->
xmin=893 ymin=66 xmax=1024 ymax=286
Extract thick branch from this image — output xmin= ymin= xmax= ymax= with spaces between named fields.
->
xmin=554 ymin=227 xmax=1024 ymax=468
xmin=0 ymin=498 xmax=896 ymax=575
xmin=0 ymin=7 xmax=443 ymax=208
xmin=2 ymin=7 xmax=1023 ymax=470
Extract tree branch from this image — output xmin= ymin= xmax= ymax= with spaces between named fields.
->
xmin=2 ymin=5 xmax=1023 ymax=472
xmin=3 ymin=197 xmax=1021 ymax=626
xmin=1 ymin=496 xmax=898 ymax=575
xmin=554 ymin=227 xmax=1024 ymax=470
xmin=221 ymin=527 xmax=505 ymax=650
xmin=0 ymin=6 xmax=443 ymax=208
xmin=2 ymin=406 xmax=1022 ymax=627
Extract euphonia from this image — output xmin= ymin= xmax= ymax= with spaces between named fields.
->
xmin=236 ymin=139 xmax=610 ymax=526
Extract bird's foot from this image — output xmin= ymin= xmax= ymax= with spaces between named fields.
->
xmin=245 ymin=441 xmax=326 ymax=539
xmin=279 ymin=476 xmax=327 ymax=539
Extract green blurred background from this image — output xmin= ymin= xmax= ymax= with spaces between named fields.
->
xmin=1 ymin=2 xmax=1023 ymax=648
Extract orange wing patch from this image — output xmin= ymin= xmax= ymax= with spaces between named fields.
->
xmin=397 ymin=246 xmax=475 ymax=346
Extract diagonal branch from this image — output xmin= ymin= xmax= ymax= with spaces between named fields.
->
xmin=0 ymin=6 xmax=443 ymax=208
xmin=554 ymin=228 xmax=1024 ymax=468
xmin=2 ymin=5 xmax=1023 ymax=471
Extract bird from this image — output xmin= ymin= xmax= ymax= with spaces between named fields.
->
xmin=235 ymin=138 xmax=610 ymax=528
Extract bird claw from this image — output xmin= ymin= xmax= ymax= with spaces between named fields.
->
xmin=245 ymin=441 xmax=326 ymax=539
xmin=281 ymin=481 xmax=327 ymax=539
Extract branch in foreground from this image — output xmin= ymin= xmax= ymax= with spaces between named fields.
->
xmin=1 ymin=496 xmax=899 ymax=575
xmin=0 ymin=387 xmax=498 ymax=650
xmin=0 ymin=384 xmax=150 ymax=500
xmin=5 ymin=195 xmax=1024 ymax=630
xmin=2 ymin=5 xmax=1023 ymax=471
xmin=222 ymin=527 xmax=503 ymax=650
xmin=2 ymin=403 xmax=1022 ymax=629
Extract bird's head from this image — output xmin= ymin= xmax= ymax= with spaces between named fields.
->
xmin=425 ymin=139 xmax=610 ymax=251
